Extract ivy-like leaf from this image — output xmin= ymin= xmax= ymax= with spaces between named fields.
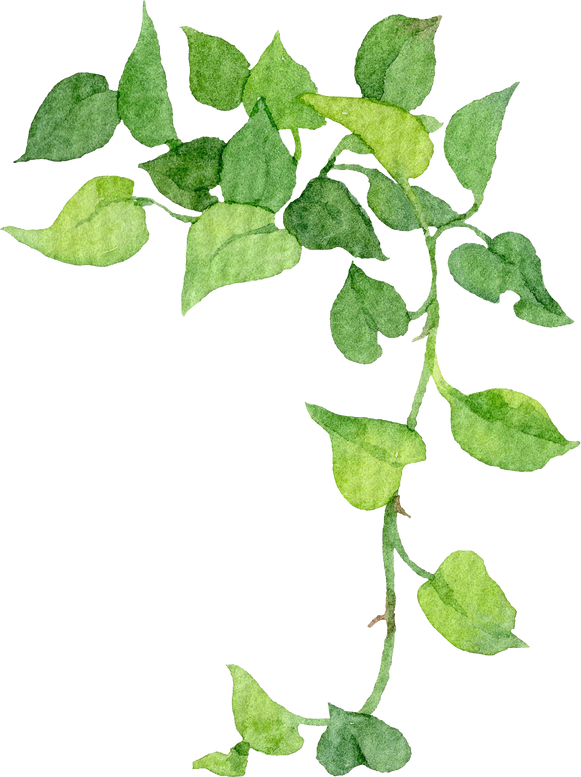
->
xmin=306 ymin=403 xmax=426 ymax=510
xmin=228 ymin=665 xmax=304 ymax=756
xmin=3 ymin=176 xmax=148 ymax=266
xmin=193 ymin=742 xmax=250 ymax=776
xmin=220 ymin=100 xmax=297 ymax=212
xmin=301 ymin=95 xmax=433 ymax=185
xmin=182 ymin=203 xmax=301 ymax=313
xmin=16 ymin=73 xmax=119 ymax=162
xmin=139 ymin=137 xmax=224 ymax=212
xmin=418 ymin=551 xmax=528 ymax=655
xmin=449 ymin=233 xmax=572 ymax=327
xmin=284 ymin=177 xmax=385 ymax=260
xmin=118 ymin=3 xmax=177 ymax=147
xmin=444 ymin=84 xmax=518 ymax=205
xmin=182 ymin=28 xmax=250 ymax=111
xmin=415 ymin=114 xmax=443 ymax=133
xmin=331 ymin=264 xmax=410 ymax=364
xmin=334 ymin=134 xmax=373 ymax=156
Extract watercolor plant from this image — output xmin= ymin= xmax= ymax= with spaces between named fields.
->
xmin=3 ymin=6 xmax=578 ymax=775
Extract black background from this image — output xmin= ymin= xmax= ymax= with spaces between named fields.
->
xmin=0 ymin=0 xmax=581 ymax=777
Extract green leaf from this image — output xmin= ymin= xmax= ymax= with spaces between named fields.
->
xmin=418 ymin=551 xmax=528 ymax=655
xmin=448 ymin=233 xmax=572 ymax=327
xmin=182 ymin=203 xmax=301 ymax=313
xmin=183 ymin=27 xmax=249 ymax=111
xmin=444 ymin=84 xmax=518 ymax=205
xmin=434 ymin=376 xmax=579 ymax=471
xmin=331 ymin=264 xmax=410 ymax=364
xmin=317 ymin=705 xmax=411 ymax=776
xmin=228 ymin=665 xmax=303 ymax=756
xmin=334 ymin=134 xmax=373 ymax=156
xmin=306 ymin=403 xmax=426 ymax=510
xmin=220 ymin=100 xmax=297 ymax=213
xmin=3 ymin=176 xmax=148 ymax=266
xmin=139 ymin=137 xmax=224 ymax=212
xmin=415 ymin=114 xmax=443 ymax=133
xmin=355 ymin=15 xmax=441 ymax=110
xmin=300 ymin=95 xmax=433 ymax=185
xmin=284 ymin=177 xmax=385 ymax=260
xmin=242 ymin=32 xmax=325 ymax=132
xmin=16 ymin=73 xmax=119 ymax=162
xmin=193 ymin=742 xmax=250 ymax=777
xmin=118 ymin=3 xmax=177 ymax=147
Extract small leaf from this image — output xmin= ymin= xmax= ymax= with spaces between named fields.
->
xmin=415 ymin=114 xmax=442 ymax=133
xmin=183 ymin=27 xmax=250 ymax=111
xmin=418 ymin=551 xmax=528 ymax=655
xmin=334 ymin=134 xmax=373 ymax=156
xmin=434 ymin=377 xmax=579 ymax=471
xmin=3 ymin=176 xmax=148 ymax=266
xmin=193 ymin=742 xmax=250 ymax=777
xmin=331 ymin=264 xmax=410 ymax=364
xmin=118 ymin=2 xmax=177 ymax=147
xmin=182 ymin=203 xmax=301 ymax=313
xmin=306 ymin=403 xmax=426 ymax=510
xmin=220 ymin=100 xmax=297 ymax=212
xmin=301 ymin=95 xmax=433 ymax=185
xmin=355 ymin=15 xmax=441 ymax=110
xmin=139 ymin=137 xmax=224 ymax=212
xmin=444 ymin=83 xmax=518 ymax=205
xmin=16 ymin=73 xmax=119 ymax=162
xmin=284 ymin=177 xmax=385 ymax=260
xmin=228 ymin=665 xmax=303 ymax=756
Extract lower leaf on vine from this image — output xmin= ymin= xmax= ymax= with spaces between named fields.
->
xmin=193 ymin=741 xmax=250 ymax=776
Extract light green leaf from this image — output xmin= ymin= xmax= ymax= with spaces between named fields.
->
xmin=228 ymin=665 xmax=303 ymax=756
xmin=306 ymin=403 xmax=426 ymax=510
xmin=415 ymin=114 xmax=443 ymax=133
xmin=118 ymin=3 xmax=177 ymax=147
xmin=331 ymin=264 xmax=409 ymax=364
xmin=183 ymin=27 xmax=250 ymax=111
xmin=182 ymin=203 xmax=301 ymax=313
xmin=334 ymin=134 xmax=373 ymax=156
xmin=193 ymin=742 xmax=249 ymax=776
xmin=301 ymin=94 xmax=433 ymax=185
xmin=16 ymin=73 xmax=119 ymax=162
xmin=444 ymin=84 xmax=518 ymax=205
xmin=220 ymin=99 xmax=297 ymax=212
xmin=418 ymin=551 xmax=528 ymax=655
xmin=3 ymin=176 xmax=148 ymax=266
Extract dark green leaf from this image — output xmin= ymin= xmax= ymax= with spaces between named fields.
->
xmin=139 ymin=137 xmax=224 ymax=212
xmin=193 ymin=742 xmax=250 ymax=776
xmin=415 ymin=114 xmax=442 ymax=133
xmin=444 ymin=84 xmax=518 ymax=205
xmin=284 ymin=177 xmax=385 ymax=260
xmin=448 ymin=232 xmax=572 ymax=327
xmin=220 ymin=100 xmax=297 ymax=212
xmin=182 ymin=27 xmax=250 ymax=111
xmin=355 ymin=15 xmax=441 ymax=110
xmin=331 ymin=264 xmax=409 ymax=364
xmin=118 ymin=3 xmax=177 ymax=147
xmin=16 ymin=73 xmax=119 ymax=162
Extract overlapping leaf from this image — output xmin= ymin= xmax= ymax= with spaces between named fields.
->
xmin=183 ymin=28 xmax=250 ymax=111
xmin=193 ymin=742 xmax=250 ymax=776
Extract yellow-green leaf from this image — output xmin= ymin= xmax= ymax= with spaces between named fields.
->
xmin=193 ymin=742 xmax=250 ymax=776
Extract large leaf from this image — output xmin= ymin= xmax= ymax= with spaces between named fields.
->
xmin=300 ymin=95 xmax=433 ymax=185
xmin=16 ymin=73 xmax=119 ymax=162
xmin=306 ymin=403 xmax=426 ymax=510
xmin=193 ymin=742 xmax=249 ymax=776
xmin=418 ymin=551 xmax=528 ymax=655
xmin=449 ymin=233 xmax=572 ymax=327
xmin=3 ymin=176 xmax=148 ymax=266
xmin=183 ymin=28 xmax=249 ymax=111
xmin=182 ymin=203 xmax=301 ymax=313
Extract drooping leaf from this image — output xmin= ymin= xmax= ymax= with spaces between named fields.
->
xmin=334 ymin=134 xmax=373 ymax=156
xmin=415 ymin=114 xmax=443 ymax=133
xmin=193 ymin=742 xmax=250 ymax=776
xmin=306 ymin=403 xmax=426 ymax=510
xmin=118 ymin=3 xmax=177 ymax=147
xmin=444 ymin=84 xmax=518 ymax=205
xmin=301 ymin=94 xmax=433 ymax=185
xmin=139 ymin=137 xmax=224 ymax=212
xmin=331 ymin=264 xmax=409 ymax=364
xmin=182 ymin=203 xmax=301 ymax=313
xmin=183 ymin=27 xmax=250 ymax=111
xmin=16 ymin=73 xmax=120 ymax=162
xmin=3 ymin=176 xmax=148 ymax=266
xmin=228 ymin=665 xmax=303 ymax=756
xmin=446 ymin=229 xmax=577 ymax=329
xmin=220 ymin=100 xmax=297 ymax=212
xmin=284 ymin=177 xmax=385 ymax=260
xmin=418 ymin=551 xmax=528 ymax=655
xmin=355 ymin=15 xmax=441 ymax=110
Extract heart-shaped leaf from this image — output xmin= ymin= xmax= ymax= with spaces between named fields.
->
xmin=193 ymin=742 xmax=250 ymax=776
xmin=183 ymin=28 xmax=250 ymax=111
xmin=418 ymin=551 xmax=528 ymax=655
xmin=306 ymin=403 xmax=426 ymax=510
